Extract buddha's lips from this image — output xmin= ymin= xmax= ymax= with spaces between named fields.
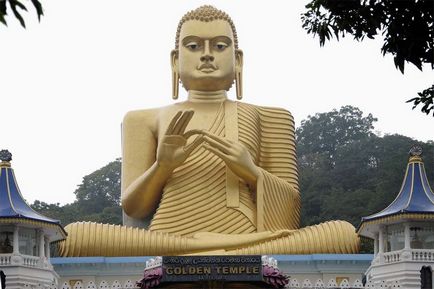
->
xmin=197 ymin=64 xmax=217 ymax=71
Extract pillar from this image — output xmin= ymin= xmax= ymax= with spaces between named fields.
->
xmin=39 ymin=230 xmax=45 ymax=258
xmin=379 ymin=227 xmax=384 ymax=254
xmin=404 ymin=223 xmax=411 ymax=250
xmin=374 ymin=234 xmax=378 ymax=256
xmin=45 ymin=236 xmax=50 ymax=259
xmin=13 ymin=226 xmax=19 ymax=254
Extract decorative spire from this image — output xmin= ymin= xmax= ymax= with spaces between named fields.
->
xmin=359 ymin=145 xmax=434 ymax=232
xmin=0 ymin=150 xmax=66 ymax=239
xmin=409 ymin=145 xmax=423 ymax=162
xmin=0 ymin=149 xmax=12 ymax=167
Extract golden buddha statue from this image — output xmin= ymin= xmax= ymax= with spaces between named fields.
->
xmin=59 ymin=6 xmax=359 ymax=257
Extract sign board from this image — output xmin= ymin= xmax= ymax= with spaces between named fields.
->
xmin=162 ymin=256 xmax=262 ymax=282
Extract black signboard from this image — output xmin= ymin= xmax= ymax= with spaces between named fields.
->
xmin=161 ymin=256 xmax=262 ymax=282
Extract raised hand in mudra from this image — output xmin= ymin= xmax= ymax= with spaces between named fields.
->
xmin=156 ymin=110 xmax=203 ymax=172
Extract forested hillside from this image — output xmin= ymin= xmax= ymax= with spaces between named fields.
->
xmin=297 ymin=106 xmax=434 ymax=227
xmin=31 ymin=106 xmax=434 ymax=253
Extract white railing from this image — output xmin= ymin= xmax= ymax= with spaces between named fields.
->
xmin=383 ymin=251 xmax=401 ymax=263
xmin=381 ymin=249 xmax=434 ymax=263
xmin=412 ymin=249 xmax=434 ymax=261
xmin=23 ymin=255 xmax=39 ymax=267
xmin=0 ymin=254 xmax=11 ymax=265
xmin=0 ymin=253 xmax=43 ymax=267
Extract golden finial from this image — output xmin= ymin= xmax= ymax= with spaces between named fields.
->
xmin=0 ymin=149 xmax=12 ymax=167
xmin=409 ymin=145 xmax=423 ymax=163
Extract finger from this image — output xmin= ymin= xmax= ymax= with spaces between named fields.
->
xmin=203 ymin=143 xmax=230 ymax=163
xmin=165 ymin=111 xmax=182 ymax=135
xmin=173 ymin=110 xmax=193 ymax=135
xmin=184 ymin=135 xmax=204 ymax=155
xmin=183 ymin=129 xmax=203 ymax=139
xmin=202 ymin=131 xmax=232 ymax=146
xmin=204 ymin=136 xmax=231 ymax=154
xmin=177 ymin=110 xmax=194 ymax=135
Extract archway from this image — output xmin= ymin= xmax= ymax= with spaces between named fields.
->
xmin=421 ymin=266 xmax=433 ymax=289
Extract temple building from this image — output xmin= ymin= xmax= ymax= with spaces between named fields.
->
xmin=0 ymin=150 xmax=66 ymax=289
xmin=358 ymin=146 xmax=434 ymax=288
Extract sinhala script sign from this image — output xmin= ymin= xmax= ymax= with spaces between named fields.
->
xmin=162 ymin=255 xmax=262 ymax=282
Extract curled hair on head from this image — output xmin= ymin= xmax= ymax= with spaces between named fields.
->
xmin=175 ymin=5 xmax=239 ymax=49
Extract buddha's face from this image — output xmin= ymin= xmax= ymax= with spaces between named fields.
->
xmin=173 ymin=20 xmax=242 ymax=92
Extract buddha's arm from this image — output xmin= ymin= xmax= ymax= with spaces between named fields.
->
xmin=122 ymin=110 xmax=203 ymax=219
xmin=254 ymin=106 xmax=300 ymax=231
xmin=121 ymin=110 xmax=160 ymax=218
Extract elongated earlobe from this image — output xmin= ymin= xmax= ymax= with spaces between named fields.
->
xmin=172 ymin=70 xmax=179 ymax=100
xmin=235 ymin=49 xmax=243 ymax=100
xmin=171 ymin=50 xmax=179 ymax=100
xmin=236 ymin=71 xmax=242 ymax=100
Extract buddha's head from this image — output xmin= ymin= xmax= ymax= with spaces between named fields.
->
xmin=171 ymin=6 xmax=243 ymax=99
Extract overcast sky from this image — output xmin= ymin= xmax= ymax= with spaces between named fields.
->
xmin=1 ymin=0 xmax=433 ymax=205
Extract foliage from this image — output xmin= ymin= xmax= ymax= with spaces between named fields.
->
xmin=297 ymin=106 xmax=434 ymax=253
xmin=407 ymin=85 xmax=434 ymax=116
xmin=297 ymin=105 xmax=377 ymax=169
xmin=0 ymin=0 xmax=43 ymax=28
xmin=31 ymin=159 xmax=122 ymax=226
xmin=31 ymin=200 xmax=80 ymax=226
xmin=301 ymin=0 xmax=434 ymax=115
xmin=73 ymin=158 xmax=121 ymax=214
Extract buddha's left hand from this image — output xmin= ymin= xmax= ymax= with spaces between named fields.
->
xmin=202 ymin=131 xmax=260 ymax=189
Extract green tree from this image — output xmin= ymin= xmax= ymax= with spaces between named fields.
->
xmin=297 ymin=105 xmax=377 ymax=168
xmin=297 ymin=106 xmax=378 ymax=228
xmin=301 ymin=0 xmax=434 ymax=116
xmin=31 ymin=200 xmax=80 ymax=226
xmin=31 ymin=158 xmax=122 ymax=226
xmin=297 ymin=105 xmax=434 ymax=253
xmin=74 ymin=158 xmax=121 ymax=214
xmin=0 ymin=0 xmax=43 ymax=27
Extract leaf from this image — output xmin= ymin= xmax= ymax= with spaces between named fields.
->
xmin=0 ymin=0 xmax=6 ymax=13
xmin=0 ymin=0 xmax=6 ymax=25
xmin=393 ymin=55 xmax=405 ymax=74
xmin=0 ymin=14 xmax=6 ymax=26
xmin=30 ymin=0 xmax=43 ymax=21
xmin=9 ymin=0 xmax=27 ymax=28
xmin=407 ymin=85 xmax=434 ymax=116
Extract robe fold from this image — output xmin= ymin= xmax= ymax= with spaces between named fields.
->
xmin=149 ymin=101 xmax=300 ymax=236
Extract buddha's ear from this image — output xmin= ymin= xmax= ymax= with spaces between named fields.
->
xmin=235 ymin=49 xmax=243 ymax=70
xmin=235 ymin=49 xmax=243 ymax=100
xmin=171 ymin=49 xmax=179 ymax=72
xmin=171 ymin=50 xmax=179 ymax=100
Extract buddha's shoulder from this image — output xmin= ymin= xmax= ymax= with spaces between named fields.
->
xmin=123 ymin=105 xmax=175 ymax=125
xmin=238 ymin=102 xmax=294 ymax=122
xmin=123 ymin=108 xmax=158 ymax=125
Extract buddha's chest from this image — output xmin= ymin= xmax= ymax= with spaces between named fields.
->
xmin=156 ymin=102 xmax=261 ymax=161
xmin=157 ymin=102 xmax=230 ymax=138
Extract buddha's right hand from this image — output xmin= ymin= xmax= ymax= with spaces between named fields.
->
xmin=156 ymin=110 xmax=203 ymax=171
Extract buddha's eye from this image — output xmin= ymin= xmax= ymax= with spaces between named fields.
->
xmin=214 ymin=42 xmax=228 ymax=51
xmin=186 ymin=42 xmax=200 ymax=51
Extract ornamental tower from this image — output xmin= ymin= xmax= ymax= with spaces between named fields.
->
xmin=358 ymin=146 xmax=434 ymax=289
xmin=0 ymin=150 xmax=66 ymax=289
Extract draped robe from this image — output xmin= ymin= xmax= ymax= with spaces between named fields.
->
xmin=149 ymin=101 xmax=300 ymax=236
xmin=59 ymin=101 xmax=360 ymax=257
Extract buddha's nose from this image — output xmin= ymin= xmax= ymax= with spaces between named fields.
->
xmin=200 ymin=41 xmax=214 ymax=62
xmin=200 ymin=55 xmax=214 ymax=62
